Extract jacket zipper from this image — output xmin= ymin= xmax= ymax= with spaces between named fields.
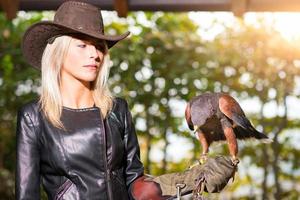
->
xmin=55 ymin=179 xmax=73 ymax=200
xmin=99 ymin=114 xmax=113 ymax=200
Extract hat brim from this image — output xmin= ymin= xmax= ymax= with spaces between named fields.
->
xmin=22 ymin=21 xmax=130 ymax=69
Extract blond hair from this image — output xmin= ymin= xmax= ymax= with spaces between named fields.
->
xmin=39 ymin=35 xmax=113 ymax=129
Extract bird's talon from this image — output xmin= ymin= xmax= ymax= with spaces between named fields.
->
xmin=199 ymin=154 xmax=208 ymax=165
xmin=231 ymin=157 xmax=240 ymax=166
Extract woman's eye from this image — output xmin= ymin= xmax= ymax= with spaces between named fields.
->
xmin=95 ymin=44 xmax=105 ymax=52
xmin=77 ymin=44 xmax=86 ymax=48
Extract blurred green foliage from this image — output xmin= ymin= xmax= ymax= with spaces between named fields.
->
xmin=1 ymin=10 xmax=300 ymax=200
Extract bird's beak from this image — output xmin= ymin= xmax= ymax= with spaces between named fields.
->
xmin=193 ymin=125 xmax=199 ymax=134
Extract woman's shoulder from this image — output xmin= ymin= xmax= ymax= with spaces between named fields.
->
xmin=111 ymin=97 xmax=130 ymax=114
xmin=113 ymin=97 xmax=128 ymax=106
xmin=18 ymin=99 xmax=42 ymax=120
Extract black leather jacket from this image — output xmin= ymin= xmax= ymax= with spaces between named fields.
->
xmin=16 ymin=97 xmax=144 ymax=200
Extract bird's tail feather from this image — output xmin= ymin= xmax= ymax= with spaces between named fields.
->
xmin=232 ymin=114 xmax=251 ymax=130
xmin=260 ymin=138 xmax=273 ymax=143
xmin=232 ymin=114 xmax=271 ymax=141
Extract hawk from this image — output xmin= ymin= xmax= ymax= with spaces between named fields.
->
xmin=185 ymin=92 xmax=272 ymax=165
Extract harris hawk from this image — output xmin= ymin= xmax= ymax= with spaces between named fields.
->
xmin=185 ymin=92 xmax=272 ymax=165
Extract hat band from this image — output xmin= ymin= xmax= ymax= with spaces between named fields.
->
xmin=47 ymin=34 xmax=64 ymax=44
xmin=46 ymin=32 xmax=83 ymax=44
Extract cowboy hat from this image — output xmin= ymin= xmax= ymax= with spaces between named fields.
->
xmin=22 ymin=0 xmax=130 ymax=69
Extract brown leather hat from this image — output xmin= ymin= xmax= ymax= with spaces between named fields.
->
xmin=22 ymin=0 xmax=130 ymax=69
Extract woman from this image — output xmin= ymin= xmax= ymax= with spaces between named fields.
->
xmin=16 ymin=1 xmax=238 ymax=199
xmin=16 ymin=1 xmax=144 ymax=199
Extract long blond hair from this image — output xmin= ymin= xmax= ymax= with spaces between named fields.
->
xmin=39 ymin=35 xmax=113 ymax=129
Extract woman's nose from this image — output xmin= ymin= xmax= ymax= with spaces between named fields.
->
xmin=88 ymin=45 xmax=98 ymax=59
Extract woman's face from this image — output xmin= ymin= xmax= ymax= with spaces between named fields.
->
xmin=61 ymin=36 xmax=105 ymax=85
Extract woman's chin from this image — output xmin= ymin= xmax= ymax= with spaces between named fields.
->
xmin=77 ymin=75 xmax=98 ymax=84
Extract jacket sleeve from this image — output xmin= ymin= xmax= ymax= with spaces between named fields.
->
xmin=15 ymin=109 xmax=40 ymax=200
xmin=123 ymin=101 xmax=144 ymax=188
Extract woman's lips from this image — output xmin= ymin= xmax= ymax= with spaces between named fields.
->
xmin=84 ymin=64 xmax=97 ymax=70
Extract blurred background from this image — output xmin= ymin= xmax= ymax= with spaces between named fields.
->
xmin=1 ymin=0 xmax=300 ymax=199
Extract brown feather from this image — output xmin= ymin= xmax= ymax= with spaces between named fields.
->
xmin=185 ymin=102 xmax=194 ymax=130
xmin=223 ymin=126 xmax=238 ymax=158
xmin=219 ymin=94 xmax=244 ymax=119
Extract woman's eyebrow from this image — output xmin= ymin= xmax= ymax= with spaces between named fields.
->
xmin=83 ymin=39 xmax=103 ymax=46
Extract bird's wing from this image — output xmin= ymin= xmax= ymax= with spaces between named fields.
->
xmin=219 ymin=94 xmax=245 ymax=119
xmin=185 ymin=102 xmax=194 ymax=130
xmin=190 ymin=96 xmax=214 ymax=128
xmin=218 ymin=94 xmax=248 ymax=129
xmin=219 ymin=94 xmax=271 ymax=142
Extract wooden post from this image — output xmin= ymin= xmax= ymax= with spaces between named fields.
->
xmin=0 ymin=0 xmax=20 ymax=20
xmin=231 ymin=0 xmax=247 ymax=17
xmin=114 ymin=0 xmax=128 ymax=17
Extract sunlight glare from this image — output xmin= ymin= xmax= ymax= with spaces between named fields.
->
xmin=189 ymin=12 xmax=300 ymax=42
